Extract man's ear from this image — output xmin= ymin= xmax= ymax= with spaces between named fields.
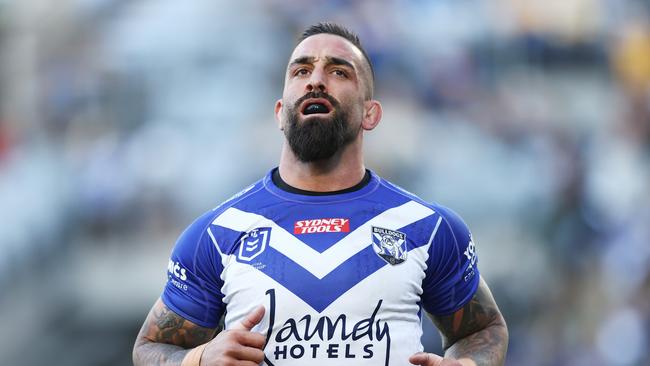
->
xmin=361 ymin=100 xmax=382 ymax=131
xmin=275 ymin=99 xmax=283 ymax=130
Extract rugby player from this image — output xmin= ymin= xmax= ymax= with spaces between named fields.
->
xmin=133 ymin=22 xmax=508 ymax=366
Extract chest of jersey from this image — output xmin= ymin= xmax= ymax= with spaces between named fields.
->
xmin=212 ymin=203 xmax=435 ymax=365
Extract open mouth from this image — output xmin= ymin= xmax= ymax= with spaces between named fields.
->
xmin=301 ymin=98 xmax=333 ymax=115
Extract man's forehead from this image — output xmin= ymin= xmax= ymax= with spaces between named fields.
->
xmin=289 ymin=34 xmax=364 ymax=67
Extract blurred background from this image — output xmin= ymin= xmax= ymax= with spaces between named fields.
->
xmin=1 ymin=0 xmax=649 ymax=365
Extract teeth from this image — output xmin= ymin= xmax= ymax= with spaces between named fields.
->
xmin=304 ymin=103 xmax=329 ymax=115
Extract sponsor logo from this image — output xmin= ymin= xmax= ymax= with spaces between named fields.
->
xmin=238 ymin=227 xmax=271 ymax=261
xmin=263 ymin=289 xmax=391 ymax=366
xmin=167 ymin=260 xmax=188 ymax=291
xmin=371 ymin=227 xmax=407 ymax=265
xmin=168 ymin=260 xmax=188 ymax=281
xmin=463 ymin=235 xmax=477 ymax=282
xmin=294 ymin=218 xmax=350 ymax=234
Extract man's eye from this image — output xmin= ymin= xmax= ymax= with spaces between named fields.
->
xmin=333 ymin=69 xmax=347 ymax=77
xmin=295 ymin=68 xmax=310 ymax=76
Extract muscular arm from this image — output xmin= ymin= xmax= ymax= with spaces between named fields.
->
xmin=133 ymin=298 xmax=217 ymax=366
xmin=430 ymin=277 xmax=508 ymax=366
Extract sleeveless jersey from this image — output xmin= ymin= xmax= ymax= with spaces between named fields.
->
xmin=162 ymin=169 xmax=480 ymax=366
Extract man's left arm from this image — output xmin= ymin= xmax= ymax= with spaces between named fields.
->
xmin=411 ymin=277 xmax=508 ymax=366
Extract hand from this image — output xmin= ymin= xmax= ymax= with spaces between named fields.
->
xmin=200 ymin=306 xmax=267 ymax=366
xmin=409 ymin=352 xmax=466 ymax=366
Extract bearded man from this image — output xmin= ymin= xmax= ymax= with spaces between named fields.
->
xmin=133 ymin=22 xmax=508 ymax=366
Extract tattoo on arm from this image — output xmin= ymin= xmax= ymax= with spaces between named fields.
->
xmin=431 ymin=277 xmax=509 ymax=366
xmin=133 ymin=298 xmax=217 ymax=366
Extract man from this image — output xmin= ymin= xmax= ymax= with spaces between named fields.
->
xmin=133 ymin=22 xmax=508 ymax=366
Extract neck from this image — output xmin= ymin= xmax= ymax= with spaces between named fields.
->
xmin=278 ymin=138 xmax=366 ymax=192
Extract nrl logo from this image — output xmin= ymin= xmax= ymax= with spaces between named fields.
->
xmin=371 ymin=226 xmax=407 ymax=265
xmin=238 ymin=227 xmax=271 ymax=262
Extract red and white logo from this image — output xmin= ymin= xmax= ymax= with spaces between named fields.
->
xmin=294 ymin=218 xmax=350 ymax=234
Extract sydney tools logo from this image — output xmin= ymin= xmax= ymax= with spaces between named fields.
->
xmin=294 ymin=218 xmax=350 ymax=234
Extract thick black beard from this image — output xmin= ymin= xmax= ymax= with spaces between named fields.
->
xmin=284 ymin=92 xmax=356 ymax=162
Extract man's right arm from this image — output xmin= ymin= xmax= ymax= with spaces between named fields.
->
xmin=134 ymin=298 xmax=267 ymax=366
xmin=133 ymin=298 xmax=217 ymax=366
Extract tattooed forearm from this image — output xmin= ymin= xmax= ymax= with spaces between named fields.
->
xmin=145 ymin=301 xmax=213 ymax=347
xmin=432 ymin=277 xmax=508 ymax=366
xmin=133 ymin=298 xmax=216 ymax=366
xmin=445 ymin=324 xmax=508 ymax=366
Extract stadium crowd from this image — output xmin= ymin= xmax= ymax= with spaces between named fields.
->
xmin=0 ymin=0 xmax=648 ymax=365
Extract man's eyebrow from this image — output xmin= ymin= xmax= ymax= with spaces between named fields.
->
xmin=289 ymin=56 xmax=316 ymax=68
xmin=288 ymin=56 xmax=356 ymax=71
xmin=325 ymin=56 xmax=355 ymax=70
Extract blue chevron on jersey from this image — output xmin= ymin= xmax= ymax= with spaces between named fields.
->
xmin=218 ymin=213 xmax=436 ymax=312
xmin=161 ymin=168 xmax=481 ymax=365
xmin=212 ymin=201 xmax=433 ymax=280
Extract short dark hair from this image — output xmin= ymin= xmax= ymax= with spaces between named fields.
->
xmin=299 ymin=22 xmax=375 ymax=99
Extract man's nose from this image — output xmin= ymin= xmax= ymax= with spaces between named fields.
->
xmin=306 ymin=69 xmax=326 ymax=93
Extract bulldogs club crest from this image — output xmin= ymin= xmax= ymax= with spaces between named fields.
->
xmin=238 ymin=227 xmax=271 ymax=262
xmin=371 ymin=226 xmax=407 ymax=265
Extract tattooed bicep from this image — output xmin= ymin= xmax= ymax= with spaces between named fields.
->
xmin=137 ymin=298 xmax=216 ymax=349
xmin=430 ymin=277 xmax=503 ymax=350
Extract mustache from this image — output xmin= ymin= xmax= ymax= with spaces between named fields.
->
xmin=293 ymin=91 xmax=340 ymax=110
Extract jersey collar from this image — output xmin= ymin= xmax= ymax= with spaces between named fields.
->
xmin=263 ymin=167 xmax=380 ymax=203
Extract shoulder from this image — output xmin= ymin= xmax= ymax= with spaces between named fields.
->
xmin=431 ymin=203 xmax=470 ymax=236
xmin=376 ymin=175 xmax=462 ymax=219
xmin=175 ymin=178 xmax=266 ymax=252
xmin=210 ymin=177 xmax=267 ymax=218
xmin=376 ymin=174 xmax=471 ymax=239
xmin=376 ymin=175 xmax=431 ymax=207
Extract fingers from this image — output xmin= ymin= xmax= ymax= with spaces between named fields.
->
xmin=409 ymin=352 xmax=444 ymax=366
xmin=202 ymin=329 xmax=266 ymax=365
xmin=232 ymin=329 xmax=266 ymax=349
xmin=201 ymin=306 xmax=268 ymax=365
xmin=232 ymin=305 xmax=266 ymax=331
xmin=229 ymin=344 xmax=266 ymax=364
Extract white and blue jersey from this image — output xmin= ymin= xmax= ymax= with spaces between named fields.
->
xmin=162 ymin=169 xmax=480 ymax=366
